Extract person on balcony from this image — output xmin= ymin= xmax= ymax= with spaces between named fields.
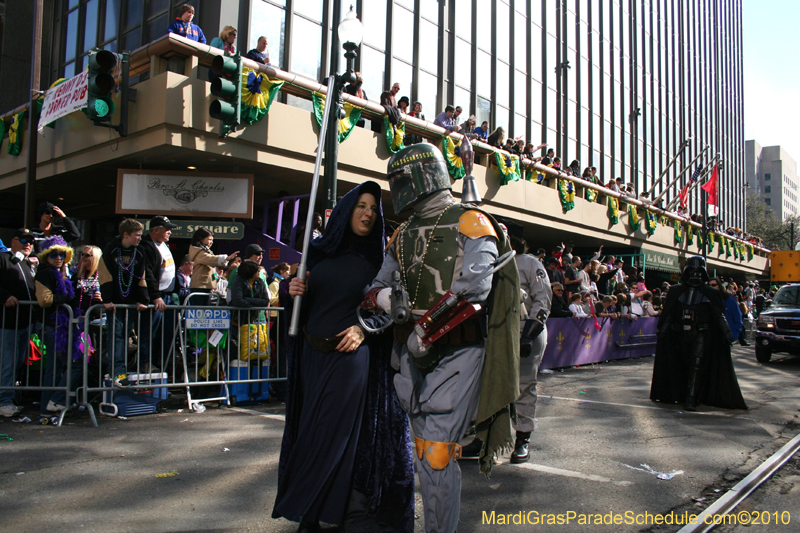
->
xmin=433 ymin=105 xmax=461 ymax=133
xmin=246 ymin=36 xmax=270 ymax=66
xmin=210 ymin=26 xmax=237 ymax=53
xmin=168 ymin=4 xmax=206 ymax=44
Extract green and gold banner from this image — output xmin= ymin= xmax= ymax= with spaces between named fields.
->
xmin=442 ymin=135 xmax=466 ymax=180
xmin=608 ymin=196 xmax=619 ymax=225
xmin=674 ymin=220 xmax=683 ymax=243
xmin=627 ymin=203 xmax=640 ymax=231
xmin=724 ymin=236 xmax=732 ymax=258
xmin=385 ymin=117 xmax=405 ymax=154
xmin=585 ymin=186 xmax=598 ymax=202
xmin=747 ymin=244 xmax=754 ymax=261
xmin=312 ymin=92 xmax=362 ymax=143
xmin=645 ymin=211 xmax=657 ymax=236
xmin=241 ymin=67 xmax=284 ymax=125
xmin=687 ymin=225 xmax=694 ymax=246
xmin=708 ymin=232 xmax=715 ymax=253
xmin=8 ymin=109 xmax=25 ymax=156
xmin=494 ymin=151 xmax=521 ymax=185
xmin=558 ymin=179 xmax=576 ymax=212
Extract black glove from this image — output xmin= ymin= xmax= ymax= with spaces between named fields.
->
xmin=521 ymin=319 xmax=545 ymax=342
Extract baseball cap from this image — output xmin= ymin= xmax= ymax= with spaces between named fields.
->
xmin=244 ymin=244 xmax=264 ymax=257
xmin=150 ymin=216 xmax=178 ymax=229
xmin=14 ymin=228 xmax=34 ymax=241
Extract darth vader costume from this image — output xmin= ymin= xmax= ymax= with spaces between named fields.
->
xmin=650 ymin=256 xmax=747 ymax=410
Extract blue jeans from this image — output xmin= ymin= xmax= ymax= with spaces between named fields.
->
xmin=0 ymin=326 xmax=32 ymax=406
xmin=40 ymin=324 xmax=83 ymax=413
xmin=106 ymin=308 xmax=149 ymax=378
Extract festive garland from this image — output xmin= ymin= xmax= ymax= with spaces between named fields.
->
xmin=645 ymin=211 xmax=657 ymax=236
xmin=442 ymin=135 xmax=465 ymax=180
xmin=627 ymin=203 xmax=640 ymax=231
xmin=240 ymin=67 xmax=284 ymax=125
xmin=607 ymin=197 xmax=619 ymax=225
xmin=686 ymin=225 xmax=694 ymax=246
xmin=385 ymin=117 xmax=406 ymax=154
xmin=311 ymin=92 xmax=362 ymax=143
xmin=494 ymin=151 xmax=521 ymax=185
xmin=673 ymin=220 xmax=683 ymax=243
xmin=558 ymin=179 xmax=575 ymax=212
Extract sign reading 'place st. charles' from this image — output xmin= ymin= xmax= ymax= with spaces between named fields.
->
xmin=116 ymin=169 xmax=254 ymax=218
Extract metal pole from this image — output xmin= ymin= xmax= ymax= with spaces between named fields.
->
xmin=289 ymin=76 xmax=336 ymax=338
xmin=702 ymin=187 xmax=708 ymax=261
xmin=119 ymin=52 xmax=130 ymax=137
xmin=645 ymin=138 xmax=691 ymax=197
xmin=24 ymin=0 xmax=44 ymax=228
xmin=650 ymin=145 xmax=710 ymax=207
xmin=665 ymin=153 xmax=719 ymax=211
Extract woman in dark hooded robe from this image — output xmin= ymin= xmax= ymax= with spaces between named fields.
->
xmin=272 ymin=181 xmax=414 ymax=533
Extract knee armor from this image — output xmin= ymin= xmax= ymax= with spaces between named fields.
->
xmin=415 ymin=436 xmax=462 ymax=470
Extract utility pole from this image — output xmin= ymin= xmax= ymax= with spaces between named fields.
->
xmin=24 ymin=0 xmax=44 ymax=228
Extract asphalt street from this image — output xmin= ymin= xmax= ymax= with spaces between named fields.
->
xmin=0 ymin=345 xmax=798 ymax=533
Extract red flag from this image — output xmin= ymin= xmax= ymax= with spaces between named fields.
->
xmin=701 ymin=163 xmax=719 ymax=216
xmin=678 ymin=184 xmax=690 ymax=208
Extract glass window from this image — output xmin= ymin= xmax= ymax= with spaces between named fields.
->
xmin=477 ymin=50 xmax=491 ymax=97
xmin=514 ymin=10 xmax=527 ymax=69
xmin=531 ymin=79 xmax=542 ymax=121
xmin=592 ymin=65 xmax=600 ymax=113
xmin=496 ymin=61 xmax=509 ymax=107
xmin=290 ymin=16 xmax=322 ymax=80
xmin=496 ymin=1 xmax=509 ymax=63
xmin=294 ymin=0 xmax=323 ymax=23
xmin=420 ymin=0 xmax=438 ymax=23
xmin=64 ymin=9 xmax=78 ymax=63
xmin=496 ymin=106 xmax=509 ymax=132
xmin=395 ymin=0 xmax=414 ymax=10
xmin=393 ymin=6 xmax=414 ymax=63
xmin=104 ymin=0 xmax=119 ymax=42
xmin=69 ymin=0 xmax=79 ymax=8
xmin=476 ymin=1 xmax=491 ymax=51
xmin=532 ymin=0 xmax=543 ymax=22
xmin=363 ymin=0 xmax=387 ymax=51
xmin=419 ymin=19 xmax=438 ymax=74
xmin=124 ymin=1 xmax=142 ymax=32
xmin=392 ymin=59 xmax=413 ymax=101
xmin=476 ymin=96 xmax=491 ymax=129
xmin=454 ymin=38 xmax=472 ymax=91
xmin=84 ymin=0 xmax=99 ymax=52
xmin=250 ymin=2 xmax=285 ymax=69
xmin=765 ymin=173 xmax=771 ymax=180
xmin=531 ymin=23 xmax=542 ymax=81
xmin=455 ymin=86 xmax=471 ymax=115
xmin=359 ymin=46 xmax=385 ymax=104
xmin=514 ymin=70 xmax=526 ymax=113
xmin=147 ymin=0 xmax=169 ymax=17
xmin=546 ymin=0 xmax=556 ymax=36
xmin=546 ymin=87 xmax=556 ymax=131
xmin=546 ymin=35 xmax=558 ymax=91
xmin=417 ymin=70 xmax=438 ymax=123
xmin=121 ymin=28 xmax=141 ymax=52
xmin=147 ymin=14 xmax=169 ymax=44
xmin=455 ymin=0 xmax=472 ymax=40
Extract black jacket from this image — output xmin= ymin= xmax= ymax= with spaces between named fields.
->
xmin=98 ymin=236 xmax=149 ymax=305
xmin=139 ymin=235 xmax=174 ymax=302
xmin=30 ymin=217 xmax=81 ymax=253
xmin=550 ymin=293 xmax=573 ymax=318
xmin=0 ymin=252 xmax=37 ymax=328
xmin=229 ymin=275 xmax=270 ymax=323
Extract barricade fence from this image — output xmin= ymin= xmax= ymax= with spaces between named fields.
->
xmin=1 ymin=296 xmax=287 ymax=427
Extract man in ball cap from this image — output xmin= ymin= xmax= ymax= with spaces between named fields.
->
xmin=139 ymin=216 xmax=179 ymax=372
xmin=0 ymin=229 xmax=37 ymax=417
xmin=362 ymin=143 xmax=520 ymax=533
xmin=30 ymin=201 xmax=81 ymax=253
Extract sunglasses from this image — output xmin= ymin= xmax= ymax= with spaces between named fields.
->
xmin=16 ymin=237 xmax=32 ymax=245
xmin=709 ymin=283 xmax=718 ymax=287
xmin=81 ymin=253 xmax=93 ymax=258
xmin=43 ymin=210 xmax=53 ymax=216
xmin=48 ymin=251 xmax=67 ymax=260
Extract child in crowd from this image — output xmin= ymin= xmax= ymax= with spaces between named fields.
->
xmin=569 ymin=293 xmax=587 ymax=317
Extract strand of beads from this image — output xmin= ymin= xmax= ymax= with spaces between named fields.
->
xmin=117 ymin=248 xmax=137 ymax=298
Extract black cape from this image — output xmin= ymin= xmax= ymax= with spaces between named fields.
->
xmin=650 ymin=283 xmax=747 ymax=410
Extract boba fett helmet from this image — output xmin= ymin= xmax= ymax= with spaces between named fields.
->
xmin=387 ymin=143 xmax=452 ymax=213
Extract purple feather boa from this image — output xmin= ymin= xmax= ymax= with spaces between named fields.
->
xmin=47 ymin=268 xmax=78 ymax=358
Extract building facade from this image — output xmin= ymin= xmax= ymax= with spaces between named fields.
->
xmin=745 ymin=140 xmax=799 ymax=221
xmin=1 ymin=0 xmax=747 ymax=228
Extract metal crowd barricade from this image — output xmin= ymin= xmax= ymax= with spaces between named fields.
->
xmin=0 ymin=301 xmax=77 ymax=426
xmin=79 ymin=295 xmax=286 ymax=426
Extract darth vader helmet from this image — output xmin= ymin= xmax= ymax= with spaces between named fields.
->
xmin=681 ymin=255 xmax=710 ymax=287
xmin=387 ymin=143 xmax=452 ymax=213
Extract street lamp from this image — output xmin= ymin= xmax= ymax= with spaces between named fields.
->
xmin=322 ymin=5 xmax=363 ymax=218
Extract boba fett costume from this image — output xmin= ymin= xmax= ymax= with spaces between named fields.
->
xmin=365 ymin=143 xmax=520 ymax=533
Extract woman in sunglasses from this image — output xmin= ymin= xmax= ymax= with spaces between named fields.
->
xmin=35 ymin=236 xmax=82 ymax=422
xmin=30 ymin=201 xmax=80 ymax=253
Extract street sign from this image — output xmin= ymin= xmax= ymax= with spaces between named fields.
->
xmin=140 ymin=219 xmax=245 ymax=240
xmin=184 ymin=309 xmax=231 ymax=330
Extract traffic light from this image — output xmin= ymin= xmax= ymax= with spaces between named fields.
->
xmin=83 ymin=50 xmax=117 ymax=122
xmin=209 ymin=52 xmax=242 ymax=136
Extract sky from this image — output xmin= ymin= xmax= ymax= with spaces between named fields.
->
xmin=742 ymin=0 xmax=800 ymax=160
